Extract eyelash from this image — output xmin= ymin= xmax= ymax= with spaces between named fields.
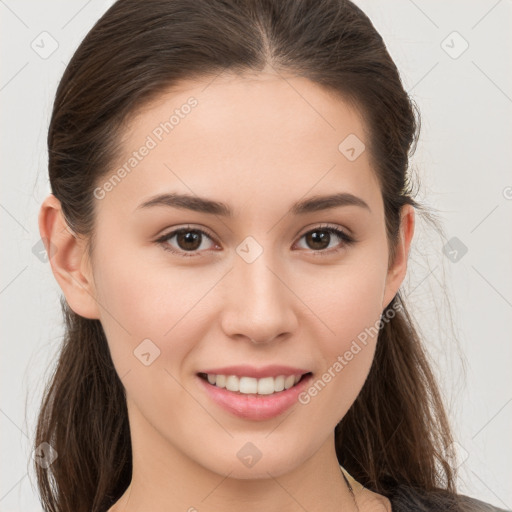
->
xmin=155 ymin=224 xmax=356 ymax=258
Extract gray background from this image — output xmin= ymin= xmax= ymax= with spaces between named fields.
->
xmin=1 ymin=0 xmax=511 ymax=510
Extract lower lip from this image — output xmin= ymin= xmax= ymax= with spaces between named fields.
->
xmin=197 ymin=373 xmax=313 ymax=421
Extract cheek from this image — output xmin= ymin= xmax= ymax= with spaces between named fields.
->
xmin=334 ymin=267 xmax=386 ymax=340
xmin=298 ymin=255 xmax=388 ymax=417
xmin=92 ymin=257 xmax=208 ymax=433
xmin=92 ymin=244 xmax=215 ymax=376
xmin=305 ymin=255 xmax=388 ymax=347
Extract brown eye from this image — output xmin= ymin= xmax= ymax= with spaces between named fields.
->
xmin=155 ymin=224 xmax=355 ymax=258
xmin=296 ymin=225 xmax=355 ymax=255
xmin=175 ymin=230 xmax=202 ymax=251
xmin=304 ymin=230 xmax=331 ymax=250
xmin=156 ymin=227 xmax=217 ymax=257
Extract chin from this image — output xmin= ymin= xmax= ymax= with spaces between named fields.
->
xmin=202 ymin=449 xmax=303 ymax=480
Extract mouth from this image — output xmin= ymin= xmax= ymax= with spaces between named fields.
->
xmin=196 ymin=370 xmax=315 ymax=420
xmin=197 ymin=371 xmax=313 ymax=396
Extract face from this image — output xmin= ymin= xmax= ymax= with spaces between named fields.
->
xmin=44 ymin=71 xmax=413 ymax=481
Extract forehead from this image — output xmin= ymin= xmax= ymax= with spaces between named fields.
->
xmin=98 ymin=72 xmax=382 ymax=218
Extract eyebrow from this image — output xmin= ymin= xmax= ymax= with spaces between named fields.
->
xmin=135 ymin=191 xmax=371 ymax=216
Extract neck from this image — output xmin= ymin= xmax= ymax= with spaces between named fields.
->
xmin=108 ymin=405 xmax=359 ymax=512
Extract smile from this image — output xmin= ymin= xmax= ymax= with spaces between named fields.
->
xmin=198 ymin=372 xmax=311 ymax=395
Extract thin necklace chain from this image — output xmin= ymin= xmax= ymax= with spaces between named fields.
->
xmin=340 ymin=466 xmax=360 ymax=512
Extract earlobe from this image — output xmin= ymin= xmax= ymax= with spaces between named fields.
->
xmin=38 ymin=194 xmax=101 ymax=319
xmin=381 ymin=204 xmax=415 ymax=311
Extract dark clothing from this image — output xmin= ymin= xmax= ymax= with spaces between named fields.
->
xmin=388 ymin=483 xmax=510 ymax=512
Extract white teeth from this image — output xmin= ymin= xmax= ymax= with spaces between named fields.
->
xmin=203 ymin=373 xmax=305 ymax=395
xmin=274 ymin=375 xmax=285 ymax=392
xmin=285 ymin=375 xmax=296 ymax=389
xmin=257 ymin=377 xmax=275 ymax=395
xmin=239 ymin=377 xmax=258 ymax=394
xmin=225 ymin=375 xmax=239 ymax=392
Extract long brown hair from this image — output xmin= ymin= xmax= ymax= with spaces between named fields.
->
xmin=35 ymin=0 xmax=463 ymax=510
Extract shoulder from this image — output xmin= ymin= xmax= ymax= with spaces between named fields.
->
xmin=388 ymin=484 xmax=510 ymax=512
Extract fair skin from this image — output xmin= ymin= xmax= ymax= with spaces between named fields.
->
xmin=39 ymin=70 xmax=414 ymax=511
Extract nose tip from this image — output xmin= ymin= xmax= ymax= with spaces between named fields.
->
xmin=221 ymin=256 xmax=299 ymax=346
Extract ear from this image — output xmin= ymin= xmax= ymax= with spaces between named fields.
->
xmin=381 ymin=204 xmax=415 ymax=311
xmin=38 ymin=194 xmax=101 ymax=319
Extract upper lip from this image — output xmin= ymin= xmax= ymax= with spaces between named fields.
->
xmin=197 ymin=365 xmax=312 ymax=379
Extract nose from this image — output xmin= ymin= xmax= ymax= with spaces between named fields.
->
xmin=219 ymin=249 xmax=298 ymax=345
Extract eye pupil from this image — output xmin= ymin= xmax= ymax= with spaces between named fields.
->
xmin=177 ymin=231 xmax=201 ymax=251
xmin=307 ymin=230 xmax=330 ymax=250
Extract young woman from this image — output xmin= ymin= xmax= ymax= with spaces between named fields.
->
xmin=35 ymin=0 xmax=509 ymax=511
